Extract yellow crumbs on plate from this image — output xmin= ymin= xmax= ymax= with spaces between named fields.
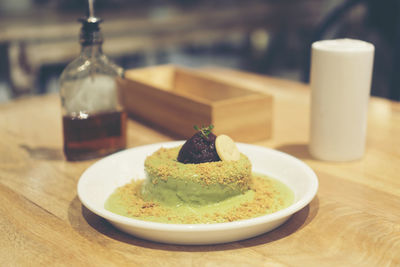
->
xmin=105 ymin=174 xmax=294 ymax=224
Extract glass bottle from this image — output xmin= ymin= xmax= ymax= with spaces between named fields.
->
xmin=60 ymin=16 xmax=127 ymax=161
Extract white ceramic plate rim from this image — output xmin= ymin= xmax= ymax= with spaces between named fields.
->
xmin=78 ymin=141 xmax=318 ymax=232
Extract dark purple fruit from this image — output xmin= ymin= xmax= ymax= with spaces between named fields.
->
xmin=177 ymin=131 xmax=220 ymax=164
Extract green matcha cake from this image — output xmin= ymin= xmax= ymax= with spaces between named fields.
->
xmin=142 ymin=146 xmax=252 ymax=206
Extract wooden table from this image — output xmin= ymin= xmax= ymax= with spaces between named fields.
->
xmin=1 ymin=68 xmax=399 ymax=266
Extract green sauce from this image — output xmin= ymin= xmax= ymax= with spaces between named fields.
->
xmin=105 ymin=173 xmax=294 ymax=224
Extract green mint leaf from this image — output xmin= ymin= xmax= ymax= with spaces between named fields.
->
xmin=193 ymin=124 xmax=214 ymax=139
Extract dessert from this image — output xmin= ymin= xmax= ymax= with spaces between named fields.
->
xmin=105 ymin=125 xmax=294 ymax=224
xmin=142 ymin=146 xmax=251 ymax=206
xmin=141 ymin=125 xmax=253 ymax=206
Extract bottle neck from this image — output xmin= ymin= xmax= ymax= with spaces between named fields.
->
xmin=80 ymin=43 xmax=103 ymax=57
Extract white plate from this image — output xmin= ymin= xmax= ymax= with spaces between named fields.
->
xmin=78 ymin=141 xmax=318 ymax=245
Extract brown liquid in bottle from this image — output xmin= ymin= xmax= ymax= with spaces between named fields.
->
xmin=63 ymin=111 xmax=127 ymax=161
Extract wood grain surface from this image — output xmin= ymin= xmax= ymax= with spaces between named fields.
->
xmin=0 ymin=68 xmax=399 ymax=266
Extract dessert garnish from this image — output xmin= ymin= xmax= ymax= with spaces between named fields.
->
xmin=177 ymin=125 xmax=220 ymax=164
xmin=194 ymin=124 xmax=214 ymax=138
xmin=215 ymin=134 xmax=240 ymax=161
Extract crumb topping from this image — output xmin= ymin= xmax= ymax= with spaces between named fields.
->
xmin=144 ymin=147 xmax=252 ymax=191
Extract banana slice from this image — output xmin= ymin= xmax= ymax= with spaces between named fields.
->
xmin=215 ymin=134 xmax=240 ymax=161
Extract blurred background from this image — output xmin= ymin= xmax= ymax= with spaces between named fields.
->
xmin=0 ymin=0 xmax=399 ymax=102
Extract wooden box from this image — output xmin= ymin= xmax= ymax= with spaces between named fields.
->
xmin=118 ymin=65 xmax=273 ymax=142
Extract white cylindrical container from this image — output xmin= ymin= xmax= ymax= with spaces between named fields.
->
xmin=309 ymin=39 xmax=374 ymax=161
